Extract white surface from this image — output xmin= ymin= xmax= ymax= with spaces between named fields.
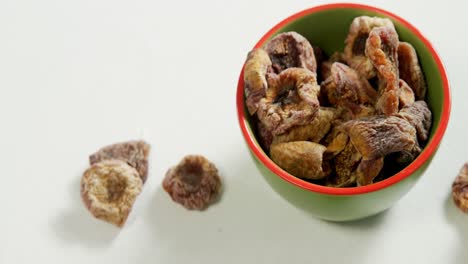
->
xmin=0 ymin=0 xmax=466 ymax=263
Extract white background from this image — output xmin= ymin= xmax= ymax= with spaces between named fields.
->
xmin=0 ymin=0 xmax=466 ymax=263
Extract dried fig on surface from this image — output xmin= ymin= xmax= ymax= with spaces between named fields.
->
xmin=339 ymin=116 xmax=416 ymax=159
xmin=344 ymin=16 xmax=395 ymax=79
xmin=265 ymin=32 xmax=317 ymax=73
xmin=89 ymin=140 xmax=151 ymax=183
xmin=163 ymin=155 xmax=222 ymax=210
xmin=453 ymin=163 xmax=468 ymax=213
xmin=244 ymin=49 xmax=272 ymax=115
xmin=270 ymin=141 xmax=328 ymax=180
xmin=81 ymin=159 xmax=143 ymax=227
xmin=365 ymin=26 xmax=400 ymax=116
xmin=257 ymin=68 xmax=320 ymax=135
xmin=398 ymin=42 xmax=427 ymax=100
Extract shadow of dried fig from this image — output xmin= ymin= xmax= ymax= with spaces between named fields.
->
xmin=51 ymin=174 xmax=119 ymax=248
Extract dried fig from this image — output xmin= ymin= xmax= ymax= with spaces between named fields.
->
xmin=326 ymin=142 xmax=361 ymax=187
xmin=270 ymin=141 xmax=328 ymax=180
xmin=320 ymin=52 xmax=346 ymax=81
xmin=89 ymin=140 xmax=151 ymax=183
xmin=271 ymin=107 xmax=337 ymax=145
xmin=339 ymin=103 xmax=377 ymax=121
xmin=339 ymin=116 xmax=416 ymax=159
xmin=244 ymin=49 xmax=272 ymax=115
xmin=265 ymin=32 xmax=317 ymax=73
xmin=396 ymin=100 xmax=432 ymax=144
xmin=356 ymin=157 xmax=384 ymax=186
xmin=344 ymin=16 xmax=395 ymax=79
xmin=322 ymin=62 xmax=378 ymax=107
xmin=365 ymin=26 xmax=400 ymax=116
xmin=257 ymin=68 xmax=320 ymax=135
xmin=325 ymin=132 xmax=349 ymax=156
xmin=453 ymin=163 xmax=468 ymax=213
xmin=398 ymin=79 xmax=415 ymax=109
xmin=163 ymin=155 xmax=222 ymax=210
xmin=81 ymin=159 xmax=143 ymax=227
xmin=398 ymin=42 xmax=427 ymax=100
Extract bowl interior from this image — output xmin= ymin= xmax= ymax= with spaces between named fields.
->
xmin=240 ymin=4 xmax=449 ymax=195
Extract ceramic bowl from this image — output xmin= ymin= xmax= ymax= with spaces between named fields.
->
xmin=236 ymin=3 xmax=451 ymax=221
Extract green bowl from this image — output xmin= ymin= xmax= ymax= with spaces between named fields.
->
xmin=236 ymin=3 xmax=451 ymax=221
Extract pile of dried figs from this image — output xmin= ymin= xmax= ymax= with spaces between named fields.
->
xmin=243 ymin=16 xmax=432 ymax=187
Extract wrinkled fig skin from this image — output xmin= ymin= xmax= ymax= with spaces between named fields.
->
xmin=256 ymin=68 xmax=320 ymax=136
xmin=81 ymin=159 xmax=143 ymax=228
xmin=339 ymin=116 xmax=416 ymax=159
xmin=398 ymin=42 xmax=427 ymax=100
xmin=356 ymin=157 xmax=384 ymax=186
xmin=452 ymin=163 xmax=468 ymax=213
xmin=365 ymin=26 xmax=400 ymax=116
xmin=272 ymin=107 xmax=337 ymax=145
xmin=270 ymin=141 xmax=328 ymax=180
xmin=322 ymin=62 xmax=378 ymax=108
xmin=396 ymin=100 xmax=432 ymax=144
xmin=89 ymin=140 xmax=151 ymax=183
xmin=344 ymin=16 xmax=395 ymax=79
xmin=325 ymin=132 xmax=349 ymax=156
xmin=326 ymin=142 xmax=361 ymax=187
xmin=339 ymin=103 xmax=376 ymax=121
xmin=265 ymin=32 xmax=317 ymax=73
xmin=244 ymin=49 xmax=272 ymax=115
xmin=398 ymin=79 xmax=415 ymax=109
xmin=163 ymin=155 xmax=222 ymax=210
xmin=320 ymin=52 xmax=346 ymax=81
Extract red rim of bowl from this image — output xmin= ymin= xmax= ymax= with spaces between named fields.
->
xmin=236 ymin=3 xmax=451 ymax=195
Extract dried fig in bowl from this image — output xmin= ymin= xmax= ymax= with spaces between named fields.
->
xmin=270 ymin=141 xmax=328 ymax=180
xmin=344 ymin=16 xmax=395 ymax=79
xmin=365 ymin=25 xmax=400 ymax=116
xmin=264 ymin=31 xmax=317 ymax=73
xmin=256 ymin=67 xmax=320 ymax=135
xmin=243 ymin=48 xmax=272 ymax=115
